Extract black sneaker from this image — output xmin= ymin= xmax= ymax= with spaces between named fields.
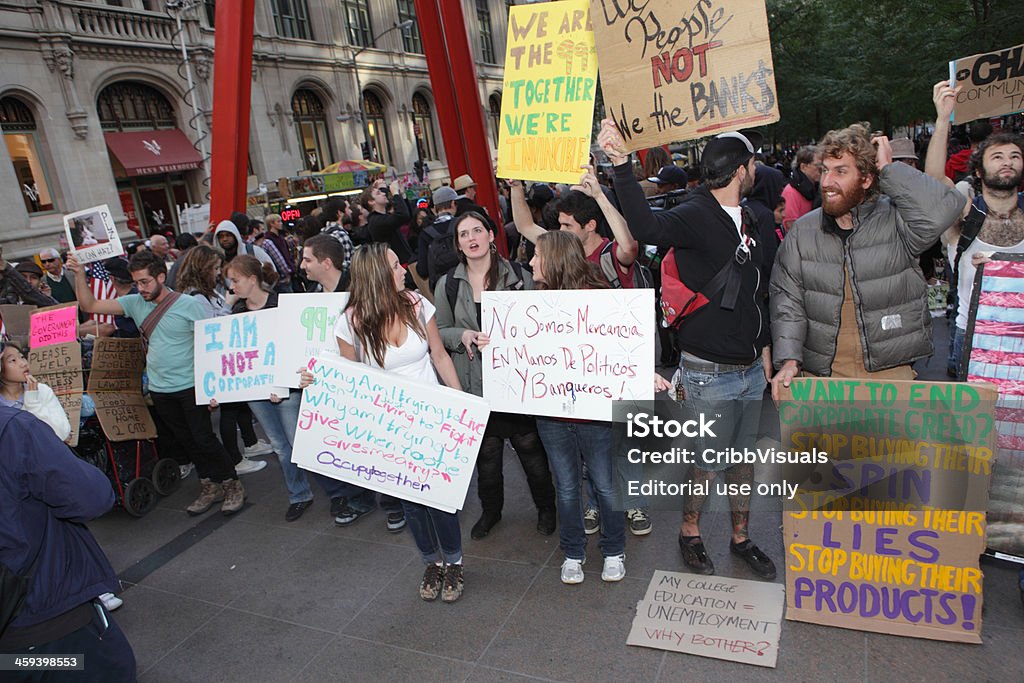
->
xmin=536 ymin=507 xmax=556 ymax=536
xmin=285 ymin=499 xmax=313 ymax=522
xmin=330 ymin=496 xmax=347 ymax=517
xmin=386 ymin=510 xmax=406 ymax=533
xmin=419 ymin=563 xmax=444 ymax=601
xmin=678 ymin=535 xmax=715 ymax=575
xmin=441 ymin=564 xmax=464 ymax=603
xmin=470 ymin=512 xmax=501 ymax=540
xmin=334 ymin=504 xmax=373 ymax=526
xmin=730 ymin=539 xmax=777 ymax=580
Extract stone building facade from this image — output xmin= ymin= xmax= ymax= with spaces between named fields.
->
xmin=0 ymin=0 xmax=512 ymax=256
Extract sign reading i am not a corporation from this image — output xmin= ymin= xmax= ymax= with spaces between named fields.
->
xmin=193 ymin=309 xmax=288 ymax=404
xmin=291 ymin=355 xmax=489 ymax=513
xmin=481 ymin=289 xmax=655 ymax=421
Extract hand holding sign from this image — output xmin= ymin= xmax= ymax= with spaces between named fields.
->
xmin=932 ymin=79 xmax=959 ymax=121
xmin=597 ymin=119 xmax=629 ymax=165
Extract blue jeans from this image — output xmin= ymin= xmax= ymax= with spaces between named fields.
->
xmin=248 ymin=392 xmax=348 ymax=504
xmin=401 ymin=502 xmax=462 ymax=564
xmin=536 ymin=418 xmax=625 ymax=560
xmin=586 ymin=456 xmax=647 ymax=511
xmin=679 ymin=353 xmax=766 ymax=472
xmin=948 ymin=326 xmax=966 ymax=378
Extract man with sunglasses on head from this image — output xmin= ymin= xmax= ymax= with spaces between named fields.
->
xmin=599 ymin=119 xmax=776 ymax=581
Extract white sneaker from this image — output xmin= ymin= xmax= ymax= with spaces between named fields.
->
xmin=243 ymin=439 xmax=273 ymax=458
xmin=560 ymin=556 xmax=585 ymax=584
xmin=99 ymin=592 xmax=123 ymax=611
xmin=179 ymin=463 xmax=195 ymax=480
xmin=235 ymin=458 xmax=267 ymax=475
xmin=602 ymin=554 xmax=626 ymax=582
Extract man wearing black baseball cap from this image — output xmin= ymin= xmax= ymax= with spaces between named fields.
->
xmin=599 ymin=119 xmax=777 ymax=581
xmin=648 ymin=165 xmax=689 ymax=193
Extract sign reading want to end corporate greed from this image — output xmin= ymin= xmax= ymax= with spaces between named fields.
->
xmin=291 ymin=355 xmax=489 ymax=513
xmin=589 ymin=0 xmax=779 ymax=151
xmin=497 ymin=0 xmax=599 ymax=184
xmin=481 ymin=289 xmax=654 ymax=421
xmin=950 ymin=42 xmax=1024 ymax=124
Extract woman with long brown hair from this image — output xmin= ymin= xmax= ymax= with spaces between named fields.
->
xmin=332 ymin=243 xmax=466 ymax=602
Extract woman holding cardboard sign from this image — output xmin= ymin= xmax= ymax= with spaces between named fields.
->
xmin=332 ymin=243 xmax=467 ymax=603
xmin=433 ymin=211 xmax=557 ymax=541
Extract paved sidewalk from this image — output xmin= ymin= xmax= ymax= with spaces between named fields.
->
xmin=87 ymin=315 xmax=1024 ymax=682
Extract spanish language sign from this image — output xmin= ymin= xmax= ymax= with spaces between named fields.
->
xmin=627 ymin=571 xmax=783 ymax=667
xmin=193 ymin=310 xmax=286 ymax=404
xmin=588 ymin=0 xmax=779 ymax=151
xmin=964 ymin=256 xmax=1024 ymax=558
xmin=29 ymin=304 xmax=78 ymax=348
xmin=28 ymin=341 xmax=83 ymax=446
xmin=779 ymin=378 xmax=997 ymax=643
xmin=481 ymin=289 xmax=655 ymax=421
xmin=950 ymin=42 xmax=1024 ymax=124
xmin=291 ymin=355 xmax=489 ymax=513
xmin=63 ymin=204 xmax=123 ymax=264
xmin=274 ymin=293 xmax=348 ymax=388
xmin=497 ymin=0 xmax=598 ymax=183
xmin=88 ymin=337 xmax=157 ymax=441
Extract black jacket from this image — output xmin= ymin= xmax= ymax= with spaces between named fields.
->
xmin=614 ymin=164 xmax=769 ymax=365
xmin=368 ymin=193 xmax=414 ymax=263
xmin=746 ymin=164 xmax=787 ymax=273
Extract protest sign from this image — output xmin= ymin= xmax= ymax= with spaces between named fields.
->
xmin=29 ymin=304 xmax=78 ymax=348
xmin=193 ymin=310 xmax=286 ymax=404
xmin=627 ymin=571 xmax=783 ymax=667
xmin=964 ymin=255 xmax=1024 ymax=558
xmin=950 ymin=42 xmax=1024 ymax=124
xmin=274 ymin=293 xmax=348 ymax=387
xmin=63 ymin=204 xmax=123 ymax=264
xmin=496 ymin=0 xmax=598 ymax=183
xmin=588 ymin=0 xmax=779 ymax=152
xmin=28 ymin=341 xmax=83 ymax=446
xmin=291 ymin=354 xmax=489 ymax=513
xmin=88 ymin=337 xmax=156 ymax=441
xmin=778 ymin=378 xmax=996 ymax=643
xmin=480 ymin=289 xmax=654 ymax=421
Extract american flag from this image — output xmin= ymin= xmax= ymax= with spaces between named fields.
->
xmin=85 ymin=261 xmax=117 ymax=325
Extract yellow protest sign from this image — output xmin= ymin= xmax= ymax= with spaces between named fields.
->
xmin=497 ymin=0 xmax=598 ymax=184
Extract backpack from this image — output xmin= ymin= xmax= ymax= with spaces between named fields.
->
xmin=424 ymin=220 xmax=460 ymax=290
xmin=445 ymin=261 xmax=525 ymax=312
xmin=598 ymin=240 xmax=654 ymax=289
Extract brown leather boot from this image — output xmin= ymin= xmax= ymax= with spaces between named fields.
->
xmin=220 ymin=478 xmax=246 ymax=516
xmin=186 ymin=478 xmax=224 ymax=516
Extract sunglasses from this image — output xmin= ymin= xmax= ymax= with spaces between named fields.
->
xmin=40 ymin=258 xmax=58 ymax=263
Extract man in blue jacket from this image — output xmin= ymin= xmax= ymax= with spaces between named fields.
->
xmin=0 ymin=407 xmax=136 ymax=681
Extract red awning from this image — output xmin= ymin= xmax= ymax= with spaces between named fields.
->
xmin=104 ymin=129 xmax=203 ymax=177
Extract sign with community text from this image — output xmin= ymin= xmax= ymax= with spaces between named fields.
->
xmin=63 ymin=204 xmax=123 ymax=264
xmin=193 ymin=310 xmax=286 ymax=404
xmin=291 ymin=355 xmax=489 ymax=513
xmin=627 ymin=571 xmax=784 ymax=668
xmin=497 ymin=0 xmax=599 ymax=183
xmin=274 ymin=293 xmax=348 ymax=388
xmin=950 ymin=42 xmax=1024 ymax=124
xmin=481 ymin=289 xmax=655 ymax=421
xmin=589 ymin=0 xmax=779 ymax=151
xmin=779 ymin=378 xmax=996 ymax=643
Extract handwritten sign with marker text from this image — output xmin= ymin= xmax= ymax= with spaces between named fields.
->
xmin=589 ymin=0 xmax=779 ymax=151
xmin=63 ymin=204 xmax=123 ymax=264
xmin=28 ymin=341 xmax=83 ymax=446
xmin=291 ymin=355 xmax=489 ymax=513
xmin=88 ymin=338 xmax=157 ymax=441
xmin=275 ymin=293 xmax=348 ymax=387
xmin=30 ymin=304 xmax=78 ymax=348
xmin=497 ymin=0 xmax=599 ymax=183
xmin=481 ymin=289 xmax=654 ymax=421
xmin=950 ymin=42 xmax=1024 ymax=124
xmin=193 ymin=310 xmax=285 ymax=404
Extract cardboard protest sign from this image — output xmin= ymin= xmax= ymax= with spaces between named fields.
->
xmin=28 ymin=341 xmax=83 ymax=446
xmin=964 ymin=256 xmax=1024 ymax=558
xmin=627 ymin=571 xmax=783 ymax=668
xmin=292 ymin=354 xmax=489 ymax=513
xmin=481 ymin=289 xmax=655 ymax=421
xmin=0 ymin=304 xmax=35 ymax=346
xmin=88 ymin=337 xmax=156 ymax=441
xmin=274 ymin=293 xmax=348 ymax=388
xmin=589 ymin=0 xmax=779 ymax=151
xmin=63 ymin=204 xmax=123 ymax=264
xmin=496 ymin=0 xmax=598 ymax=183
xmin=778 ymin=378 xmax=996 ymax=643
xmin=950 ymin=42 xmax=1024 ymax=124
xmin=193 ymin=310 xmax=286 ymax=404
xmin=29 ymin=304 xmax=78 ymax=348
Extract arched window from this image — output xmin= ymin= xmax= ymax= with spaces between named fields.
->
xmin=97 ymin=82 xmax=176 ymax=131
xmin=363 ymin=91 xmax=391 ymax=165
xmin=1 ymin=97 xmax=55 ymax=213
xmin=488 ymin=93 xmax=501 ymax=148
xmin=411 ymin=93 xmax=437 ymax=161
xmin=291 ymin=88 xmax=334 ymax=171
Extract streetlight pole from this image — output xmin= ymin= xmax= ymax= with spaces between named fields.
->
xmin=352 ymin=20 xmax=414 ymax=162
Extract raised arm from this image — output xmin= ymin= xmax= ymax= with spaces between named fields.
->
xmin=575 ymin=166 xmax=637 ymax=266
xmin=509 ymin=180 xmax=546 ymax=244
xmin=65 ymin=254 xmax=124 ymax=316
